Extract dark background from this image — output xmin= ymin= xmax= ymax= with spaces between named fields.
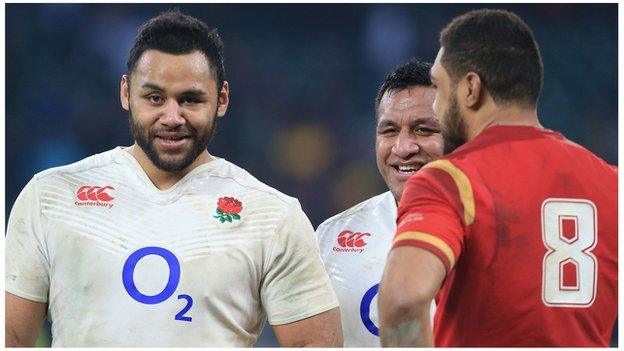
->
xmin=5 ymin=3 xmax=617 ymax=347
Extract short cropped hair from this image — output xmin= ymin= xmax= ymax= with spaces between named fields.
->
xmin=375 ymin=59 xmax=432 ymax=114
xmin=126 ymin=9 xmax=225 ymax=90
xmin=439 ymin=9 xmax=543 ymax=107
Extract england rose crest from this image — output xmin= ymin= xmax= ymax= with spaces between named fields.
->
xmin=214 ymin=197 xmax=243 ymax=223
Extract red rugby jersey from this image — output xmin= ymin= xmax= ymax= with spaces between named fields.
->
xmin=394 ymin=125 xmax=617 ymax=346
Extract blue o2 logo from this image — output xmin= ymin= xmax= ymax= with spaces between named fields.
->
xmin=359 ymin=283 xmax=380 ymax=336
xmin=122 ymin=246 xmax=193 ymax=322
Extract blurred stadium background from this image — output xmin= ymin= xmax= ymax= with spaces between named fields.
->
xmin=5 ymin=3 xmax=617 ymax=347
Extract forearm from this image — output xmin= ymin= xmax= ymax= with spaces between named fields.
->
xmin=5 ymin=293 xmax=47 ymax=347
xmin=6 ymin=328 xmax=38 ymax=347
xmin=378 ymin=247 xmax=445 ymax=347
xmin=273 ymin=307 xmax=343 ymax=347
xmin=380 ymin=302 xmax=433 ymax=347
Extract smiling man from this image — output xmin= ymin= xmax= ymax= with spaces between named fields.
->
xmin=316 ymin=60 xmax=442 ymax=347
xmin=5 ymin=10 xmax=341 ymax=347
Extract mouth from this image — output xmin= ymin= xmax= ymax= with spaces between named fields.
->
xmin=390 ymin=163 xmax=423 ymax=180
xmin=154 ymin=133 xmax=192 ymax=149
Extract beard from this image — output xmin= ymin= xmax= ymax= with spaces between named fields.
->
xmin=441 ymin=92 xmax=469 ymax=155
xmin=128 ymin=108 xmax=217 ymax=172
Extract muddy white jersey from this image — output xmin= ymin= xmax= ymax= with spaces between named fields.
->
xmin=6 ymin=147 xmax=338 ymax=347
xmin=316 ymin=192 xmax=395 ymax=347
xmin=317 ymin=191 xmax=434 ymax=347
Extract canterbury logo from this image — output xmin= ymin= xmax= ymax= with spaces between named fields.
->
xmin=75 ymin=185 xmax=115 ymax=209
xmin=333 ymin=230 xmax=371 ymax=253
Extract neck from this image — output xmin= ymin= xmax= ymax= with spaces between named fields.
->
xmin=127 ymin=144 xmax=213 ymax=190
xmin=467 ymin=104 xmax=541 ymax=140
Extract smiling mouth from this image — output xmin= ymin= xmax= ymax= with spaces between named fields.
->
xmin=392 ymin=164 xmax=421 ymax=175
xmin=155 ymin=134 xmax=190 ymax=141
xmin=157 ymin=136 xmax=187 ymax=142
xmin=154 ymin=135 xmax=192 ymax=149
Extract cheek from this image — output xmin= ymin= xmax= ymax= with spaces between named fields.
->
xmin=432 ymin=94 xmax=442 ymax=116
xmin=433 ymin=88 xmax=451 ymax=116
xmin=188 ymin=108 xmax=216 ymax=125
xmin=375 ymin=138 xmax=391 ymax=163
xmin=421 ymin=135 xmax=444 ymax=158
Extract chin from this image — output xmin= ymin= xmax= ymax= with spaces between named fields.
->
xmin=388 ymin=186 xmax=402 ymax=202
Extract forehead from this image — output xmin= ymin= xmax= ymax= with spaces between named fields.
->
xmin=131 ymin=50 xmax=214 ymax=87
xmin=430 ymin=48 xmax=446 ymax=80
xmin=378 ymin=86 xmax=435 ymax=121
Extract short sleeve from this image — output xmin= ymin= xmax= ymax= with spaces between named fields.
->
xmin=261 ymin=202 xmax=339 ymax=325
xmin=393 ymin=163 xmax=471 ymax=273
xmin=5 ymin=177 xmax=50 ymax=302
xmin=314 ymin=220 xmax=334 ymax=266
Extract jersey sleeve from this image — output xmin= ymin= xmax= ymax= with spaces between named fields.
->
xmin=314 ymin=220 xmax=335 ymax=266
xmin=393 ymin=160 xmax=474 ymax=273
xmin=5 ymin=177 xmax=50 ymax=302
xmin=261 ymin=201 xmax=339 ymax=325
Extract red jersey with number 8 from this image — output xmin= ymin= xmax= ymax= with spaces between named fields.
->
xmin=393 ymin=125 xmax=617 ymax=346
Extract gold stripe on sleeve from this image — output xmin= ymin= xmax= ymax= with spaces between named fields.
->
xmin=424 ymin=160 xmax=475 ymax=225
xmin=393 ymin=231 xmax=456 ymax=269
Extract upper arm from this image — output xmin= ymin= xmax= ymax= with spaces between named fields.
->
xmin=6 ymin=178 xmax=50 ymax=302
xmin=380 ymin=246 xmax=446 ymax=314
xmin=5 ymin=292 xmax=47 ymax=347
xmin=394 ymin=164 xmax=471 ymax=273
xmin=6 ymin=179 xmax=50 ymax=347
xmin=382 ymin=165 xmax=468 ymax=306
xmin=272 ymin=307 xmax=342 ymax=347
xmin=261 ymin=203 xmax=338 ymax=325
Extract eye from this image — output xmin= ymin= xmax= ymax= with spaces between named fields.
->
xmin=414 ymin=127 xmax=440 ymax=136
xmin=378 ymin=126 xmax=397 ymax=135
xmin=179 ymin=96 xmax=204 ymax=105
xmin=146 ymin=94 xmax=164 ymax=104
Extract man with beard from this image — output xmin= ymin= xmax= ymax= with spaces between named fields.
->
xmin=316 ymin=59 xmax=442 ymax=346
xmin=5 ymin=10 xmax=341 ymax=347
xmin=379 ymin=9 xmax=617 ymax=347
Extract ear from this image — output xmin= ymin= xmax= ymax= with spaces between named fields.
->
xmin=464 ymin=72 xmax=482 ymax=109
xmin=216 ymin=81 xmax=230 ymax=118
xmin=120 ymin=75 xmax=130 ymax=111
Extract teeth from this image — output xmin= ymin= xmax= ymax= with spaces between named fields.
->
xmin=397 ymin=165 xmax=418 ymax=172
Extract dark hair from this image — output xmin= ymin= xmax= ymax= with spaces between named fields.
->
xmin=126 ymin=9 xmax=225 ymax=90
xmin=375 ymin=59 xmax=432 ymax=114
xmin=439 ymin=9 xmax=543 ymax=107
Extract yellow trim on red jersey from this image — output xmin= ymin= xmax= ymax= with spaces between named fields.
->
xmin=424 ymin=159 xmax=475 ymax=225
xmin=393 ymin=231 xmax=456 ymax=269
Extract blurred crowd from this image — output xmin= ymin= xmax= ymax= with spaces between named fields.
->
xmin=5 ymin=3 xmax=617 ymax=347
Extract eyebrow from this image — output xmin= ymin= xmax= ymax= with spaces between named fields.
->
xmin=141 ymin=82 xmax=165 ymax=92
xmin=141 ymin=82 xmax=207 ymax=97
xmin=378 ymin=116 xmax=440 ymax=127
xmin=180 ymin=89 xmax=207 ymax=97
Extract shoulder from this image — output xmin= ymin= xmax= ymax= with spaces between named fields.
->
xmin=403 ymin=159 xmax=476 ymax=227
xmin=25 ymin=148 xmax=124 ymax=198
xmin=32 ymin=148 xmax=122 ymax=185
xmin=408 ymin=158 xmax=471 ymax=190
xmin=207 ymin=159 xmax=302 ymax=210
xmin=317 ymin=192 xmax=394 ymax=233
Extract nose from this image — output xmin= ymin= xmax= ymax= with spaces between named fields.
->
xmin=159 ymin=99 xmax=185 ymax=127
xmin=391 ymin=130 xmax=420 ymax=159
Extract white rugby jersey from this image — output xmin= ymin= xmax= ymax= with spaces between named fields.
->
xmin=6 ymin=147 xmax=338 ymax=347
xmin=317 ymin=191 xmax=434 ymax=347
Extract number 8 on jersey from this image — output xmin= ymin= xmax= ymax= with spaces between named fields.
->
xmin=541 ymin=198 xmax=597 ymax=307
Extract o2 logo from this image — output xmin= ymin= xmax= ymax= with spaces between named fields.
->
xmin=359 ymin=283 xmax=380 ymax=336
xmin=122 ymin=246 xmax=193 ymax=322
